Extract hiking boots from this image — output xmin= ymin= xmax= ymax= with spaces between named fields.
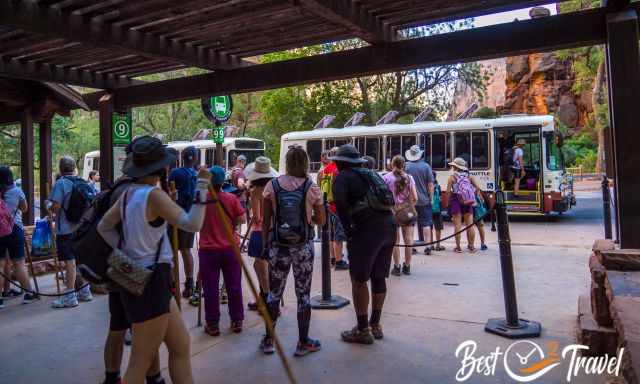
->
xmin=341 ymin=327 xmax=374 ymax=345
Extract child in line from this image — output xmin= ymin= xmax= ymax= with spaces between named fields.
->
xmin=431 ymin=171 xmax=445 ymax=251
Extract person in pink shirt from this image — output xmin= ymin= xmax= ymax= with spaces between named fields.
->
xmin=382 ymin=155 xmax=417 ymax=276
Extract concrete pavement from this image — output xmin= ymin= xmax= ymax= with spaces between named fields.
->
xmin=0 ymin=191 xmax=616 ymax=383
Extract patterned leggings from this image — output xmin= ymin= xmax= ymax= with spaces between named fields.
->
xmin=268 ymin=242 xmax=314 ymax=312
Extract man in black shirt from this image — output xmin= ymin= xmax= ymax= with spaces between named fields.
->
xmin=331 ymin=145 xmax=396 ymax=344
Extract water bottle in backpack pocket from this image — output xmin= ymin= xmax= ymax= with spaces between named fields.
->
xmin=272 ymin=178 xmax=312 ymax=247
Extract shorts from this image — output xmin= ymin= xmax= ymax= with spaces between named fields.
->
xmin=448 ymin=194 xmax=473 ymax=217
xmin=330 ymin=212 xmax=347 ymax=242
xmin=248 ymin=231 xmax=268 ymax=259
xmin=108 ymin=291 xmax=131 ymax=331
xmin=415 ymin=205 xmax=433 ymax=227
xmin=347 ymin=214 xmax=396 ymax=283
xmin=432 ymin=212 xmax=444 ymax=231
xmin=0 ymin=225 xmax=25 ymax=261
xmin=512 ymin=168 xmax=522 ymax=179
xmin=118 ymin=263 xmax=173 ymax=324
xmin=56 ymin=234 xmax=75 ymax=261
xmin=168 ymin=226 xmax=195 ymax=250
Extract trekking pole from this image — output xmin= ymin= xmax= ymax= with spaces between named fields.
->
xmin=208 ymin=186 xmax=297 ymax=384
xmin=169 ymin=181 xmax=182 ymax=311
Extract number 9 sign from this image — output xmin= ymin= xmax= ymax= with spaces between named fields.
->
xmin=112 ymin=112 xmax=132 ymax=145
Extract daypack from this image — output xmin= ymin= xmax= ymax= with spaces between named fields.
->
xmin=74 ymin=178 xmax=132 ymax=284
xmin=173 ymin=167 xmax=197 ymax=209
xmin=432 ymin=184 xmax=442 ymax=214
xmin=272 ymin=178 xmax=312 ymax=247
xmin=351 ymin=168 xmax=395 ymax=215
xmin=63 ymin=176 xmax=96 ymax=223
xmin=455 ymin=173 xmax=477 ymax=206
xmin=0 ymin=195 xmax=16 ymax=237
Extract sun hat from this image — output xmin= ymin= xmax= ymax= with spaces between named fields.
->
xmin=448 ymin=157 xmax=468 ymax=171
xmin=516 ymin=138 xmax=527 ymax=146
xmin=245 ymin=156 xmax=278 ymax=181
xmin=405 ymin=145 xmax=424 ymax=162
xmin=122 ymin=136 xmax=176 ymax=178
xmin=328 ymin=144 xmax=366 ymax=164
xmin=236 ymin=154 xmax=247 ymax=163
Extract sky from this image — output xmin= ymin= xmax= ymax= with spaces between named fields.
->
xmin=474 ymin=3 xmax=557 ymax=28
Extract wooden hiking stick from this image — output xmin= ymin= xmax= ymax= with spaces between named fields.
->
xmin=170 ymin=181 xmax=182 ymax=311
xmin=208 ymin=186 xmax=297 ymax=384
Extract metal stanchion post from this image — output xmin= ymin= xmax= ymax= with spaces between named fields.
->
xmin=311 ymin=195 xmax=350 ymax=309
xmin=602 ymin=176 xmax=613 ymax=240
xmin=485 ymin=190 xmax=541 ymax=339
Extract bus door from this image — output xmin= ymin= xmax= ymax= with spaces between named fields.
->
xmin=494 ymin=126 xmax=543 ymax=213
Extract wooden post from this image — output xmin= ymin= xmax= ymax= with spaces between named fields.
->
xmin=20 ymin=109 xmax=35 ymax=226
xmin=39 ymin=119 xmax=52 ymax=218
xmin=99 ymin=94 xmax=114 ymax=187
xmin=606 ymin=9 xmax=640 ymax=248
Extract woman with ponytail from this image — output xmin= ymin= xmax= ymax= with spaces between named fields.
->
xmin=382 ymin=156 xmax=417 ymax=276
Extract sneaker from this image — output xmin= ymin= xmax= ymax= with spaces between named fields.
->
xmin=370 ymin=324 xmax=384 ymax=340
xmin=22 ymin=293 xmax=37 ymax=304
xmin=402 ymin=263 xmax=411 ymax=275
xmin=52 ymin=292 xmax=78 ymax=309
xmin=78 ymin=285 xmax=93 ymax=302
xmin=424 ymin=247 xmax=432 ymax=255
xmin=412 ymin=248 xmax=418 ymax=255
xmin=124 ymin=329 xmax=132 ymax=346
xmin=183 ymin=280 xmax=194 ymax=299
xmin=205 ymin=323 xmax=220 ymax=337
xmin=260 ymin=335 xmax=275 ymax=355
xmin=2 ymin=288 xmax=21 ymax=299
xmin=231 ymin=320 xmax=243 ymax=333
xmin=341 ymin=327 xmax=374 ymax=345
xmin=481 ymin=244 xmax=488 ymax=251
xmin=294 ymin=338 xmax=322 ymax=357
xmin=391 ymin=265 xmax=402 ymax=276
xmin=335 ymin=260 xmax=349 ymax=270
xmin=188 ymin=292 xmax=200 ymax=307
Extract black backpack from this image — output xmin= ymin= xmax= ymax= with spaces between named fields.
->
xmin=351 ymin=168 xmax=394 ymax=215
xmin=272 ymin=178 xmax=312 ymax=247
xmin=501 ymin=147 xmax=515 ymax=168
xmin=74 ymin=178 xmax=131 ymax=284
xmin=63 ymin=176 xmax=96 ymax=223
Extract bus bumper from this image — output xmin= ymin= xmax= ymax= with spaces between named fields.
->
xmin=544 ymin=192 xmax=570 ymax=213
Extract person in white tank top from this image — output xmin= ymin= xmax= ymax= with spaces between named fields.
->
xmin=98 ymin=136 xmax=211 ymax=384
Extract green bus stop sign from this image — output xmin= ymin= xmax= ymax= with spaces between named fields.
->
xmin=112 ymin=112 xmax=132 ymax=146
xmin=202 ymin=95 xmax=233 ymax=123
xmin=212 ymin=126 xmax=225 ymax=144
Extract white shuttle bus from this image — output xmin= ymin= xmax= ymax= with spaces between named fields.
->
xmin=280 ymin=115 xmax=575 ymax=215
xmin=83 ymin=137 xmax=266 ymax=180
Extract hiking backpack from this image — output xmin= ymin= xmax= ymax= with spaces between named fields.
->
xmin=455 ymin=173 xmax=477 ymax=206
xmin=0 ymin=195 xmax=16 ymax=237
xmin=272 ymin=178 xmax=312 ymax=247
xmin=351 ymin=168 xmax=395 ymax=215
xmin=63 ymin=176 xmax=96 ymax=223
xmin=74 ymin=178 xmax=131 ymax=284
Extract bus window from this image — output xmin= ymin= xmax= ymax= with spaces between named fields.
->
xmin=386 ymin=135 xmax=402 ymax=159
xmin=307 ymin=140 xmax=323 ymax=172
xmin=420 ymin=134 xmax=431 ymax=163
xmin=455 ymin=132 xmax=471 ymax=165
xmin=471 ymin=131 xmax=489 ymax=169
xmin=402 ymin=135 xmax=416 ymax=154
xmin=354 ymin=137 xmax=365 ymax=155
xmin=431 ymin=133 xmax=449 ymax=169
xmin=545 ymin=133 xmax=564 ymax=171
xmin=93 ymin=157 xmax=100 ymax=171
xmin=365 ymin=137 xmax=381 ymax=170
xmin=326 ymin=138 xmax=351 ymax=150
xmin=205 ymin=148 xmax=214 ymax=167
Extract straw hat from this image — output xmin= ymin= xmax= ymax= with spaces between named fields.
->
xmin=245 ymin=156 xmax=278 ymax=181
xmin=405 ymin=145 xmax=424 ymax=162
xmin=448 ymin=157 xmax=468 ymax=171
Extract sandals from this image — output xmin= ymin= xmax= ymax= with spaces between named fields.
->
xmin=467 ymin=245 xmax=477 ymax=254
xmin=453 ymin=247 xmax=463 ymax=253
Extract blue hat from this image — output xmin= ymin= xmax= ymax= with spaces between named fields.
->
xmin=209 ymin=166 xmax=226 ymax=185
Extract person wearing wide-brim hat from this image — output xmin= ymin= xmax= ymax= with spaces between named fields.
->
xmin=404 ymin=144 xmax=436 ymax=256
xmin=98 ymin=135 xmax=211 ymax=384
xmin=331 ymin=144 xmax=396 ymax=344
xmin=446 ymin=157 xmax=477 ymax=254
xmin=512 ymin=138 xmax=527 ymax=197
xmin=243 ymin=156 xmax=278 ymax=316
xmin=404 ymin=144 xmax=424 ymax=162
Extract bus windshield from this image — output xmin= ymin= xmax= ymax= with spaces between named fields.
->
xmin=545 ymin=133 xmax=564 ymax=171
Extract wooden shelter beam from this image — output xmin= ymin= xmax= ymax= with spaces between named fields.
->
xmin=84 ymin=5 xmax=632 ymax=109
xmin=606 ymin=9 xmax=640 ymax=248
xmin=298 ymin=0 xmax=391 ymax=43
xmin=0 ymin=0 xmax=248 ymax=71
xmin=20 ymin=109 xmax=35 ymax=225
xmin=39 ymin=119 xmax=52 ymax=218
